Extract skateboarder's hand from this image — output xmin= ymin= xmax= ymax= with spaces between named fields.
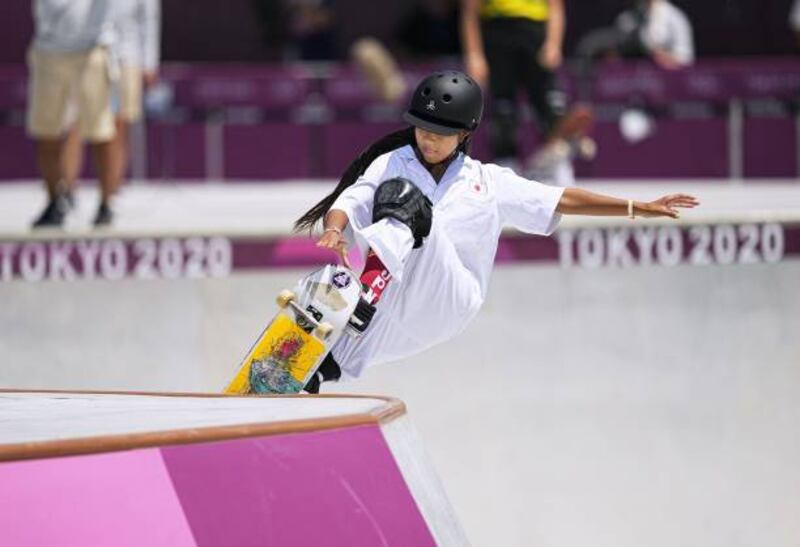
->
xmin=639 ymin=194 xmax=700 ymax=219
xmin=465 ymin=53 xmax=489 ymax=89
xmin=317 ymin=228 xmax=352 ymax=269
xmin=538 ymin=42 xmax=563 ymax=70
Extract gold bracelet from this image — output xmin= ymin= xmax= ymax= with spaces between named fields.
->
xmin=323 ymin=226 xmax=343 ymax=235
xmin=627 ymin=199 xmax=635 ymax=220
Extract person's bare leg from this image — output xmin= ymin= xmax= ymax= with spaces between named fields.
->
xmin=90 ymin=140 xmax=115 ymax=225
xmin=31 ymin=137 xmax=69 ymax=227
xmin=91 ymin=140 xmax=114 ymax=202
xmin=61 ymin=124 xmax=83 ymax=193
xmin=36 ymin=138 xmax=63 ymax=199
xmin=110 ymin=118 xmax=129 ymax=194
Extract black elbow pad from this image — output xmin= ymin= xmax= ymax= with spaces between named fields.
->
xmin=372 ymin=177 xmax=433 ymax=248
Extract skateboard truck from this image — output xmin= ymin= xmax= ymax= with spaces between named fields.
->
xmin=276 ymin=290 xmax=333 ymax=340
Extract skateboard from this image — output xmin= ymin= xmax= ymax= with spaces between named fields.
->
xmin=351 ymin=37 xmax=407 ymax=104
xmin=224 ymin=264 xmax=362 ymax=395
xmin=551 ymin=102 xmax=597 ymax=161
xmin=524 ymin=103 xmax=597 ymax=182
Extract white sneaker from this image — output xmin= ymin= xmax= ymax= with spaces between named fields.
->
xmin=524 ymin=140 xmax=572 ymax=185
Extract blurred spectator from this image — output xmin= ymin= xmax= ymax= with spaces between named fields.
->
xmin=575 ymin=0 xmax=694 ymax=114
xmin=636 ymin=0 xmax=694 ymax=68
xmin=396 ymin=0 xmax=461 ymax=60
xmin=461 ymin=0 xmax=584 ymax=186
xmin=350 ymin=37 xmax=407 ymax=104
xmin=28 ymin=0 xmax=121 ymax=228
xmin=62 ymin=0 xmax=161 ymax=221
xmin=791 ymin=0 xmax=800 ymax=47
xmin=284 ymin=0 xmax=339 ymax=61
xmin=576 ymin=0 xmax=694 ymax=73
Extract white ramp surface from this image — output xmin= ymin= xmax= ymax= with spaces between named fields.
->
xmin=0 ymin=391 xmax=470 ymax=547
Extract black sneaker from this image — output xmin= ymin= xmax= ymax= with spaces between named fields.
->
xmin=303 ymin=353 xmax=342 ymax=394
xmin=93 ymin=202 xmax=113 ymax=227
xmin=31 ymin=196 xmax=67 ymax=229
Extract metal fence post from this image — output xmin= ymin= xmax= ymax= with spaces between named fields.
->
xmin=727 ymin=99 xmax=744 ymax=183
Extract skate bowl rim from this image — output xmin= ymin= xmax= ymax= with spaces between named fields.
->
xmin=0 ymin=388 xmax=406 ymax=463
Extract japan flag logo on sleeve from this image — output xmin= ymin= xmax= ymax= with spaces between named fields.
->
xmin=471 ymin=179 xmax=487 ymax=196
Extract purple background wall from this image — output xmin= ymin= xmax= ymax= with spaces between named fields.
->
xmin=0 ymin=0 xmax=797 ymax=63
xmin=1 ymin=59 xmax=798 ymax=181
xmin=0 ymin=1 xmax=798 ymax=181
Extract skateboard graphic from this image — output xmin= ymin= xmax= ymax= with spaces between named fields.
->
xmin=224 ymin=264 xmax=362 ymax=395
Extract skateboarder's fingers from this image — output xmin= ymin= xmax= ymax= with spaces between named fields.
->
xmin=669 ymin=194 xmax=700 ymax=208
xmin=315 ymin=232 xmax=351 ymax=267
xmin=337 ymin=243 xmax=352 ymax=269
xmin=316 ymin=232 xmax=341 ymax=249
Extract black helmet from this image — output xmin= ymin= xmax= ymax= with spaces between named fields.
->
xmin=403 ymin=71 xmax=483 ymax=136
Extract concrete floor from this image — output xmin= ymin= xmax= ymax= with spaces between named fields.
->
xmin=1 ymin=179 xmax=800 ymax=546
xmin=2 ymin=260 xmax=799 ymax=547
xmin=2 ymin=178 xmax=800 ymax=238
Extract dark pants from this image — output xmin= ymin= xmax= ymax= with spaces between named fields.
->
xmin=482 ymin=17 xmax=566 ymax=160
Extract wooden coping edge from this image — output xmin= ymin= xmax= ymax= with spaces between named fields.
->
xmin=0 ymin=389 xmax=407 ymax=463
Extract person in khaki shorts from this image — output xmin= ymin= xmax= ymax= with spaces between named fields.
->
xmin=61 ymin=0 xmax=161 ymax=214
xmin=28 ymin=0 xmax=120 ymax=228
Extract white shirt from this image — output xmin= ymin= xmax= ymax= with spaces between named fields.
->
xmin=329 ymin=145 xmax=563 ymax=377
xmin=791 ymin=0 xmax=800 ymax=31
xmin=641 ymin=0 xmax=694 ymax=66
xmin=32 ymin=0 xmax=118 ymax=53
xmin=114 ymin=0 xmax=160 ymax=71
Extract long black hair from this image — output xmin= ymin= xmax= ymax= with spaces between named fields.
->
xmin=294 ymin=127 xmax=414 ymax=233
xmin=293 ymin=126 xmax=473 ymax=234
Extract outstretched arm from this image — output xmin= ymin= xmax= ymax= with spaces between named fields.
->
xmin=539 ymin=0 xmax=565 ymax=69
xmin=556 ymin=188 xmax=699 ymax=219
xmin=460 ymin=0 xmax=489 ymax=87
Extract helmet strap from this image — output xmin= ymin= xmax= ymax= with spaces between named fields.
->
xmin=412 ymin=143 xmax=462 ymax=183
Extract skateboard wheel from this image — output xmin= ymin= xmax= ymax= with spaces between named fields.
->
xmin=315 ymin=322 xmax=333 ymax=339
xmin=276 ymin=290 xmax=296 ymax=308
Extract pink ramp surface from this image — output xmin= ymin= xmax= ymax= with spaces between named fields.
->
xmin=0 ymin=448 xmax=196 ymax=547
xmin=162 ymin=424 xmax=437 ymax=547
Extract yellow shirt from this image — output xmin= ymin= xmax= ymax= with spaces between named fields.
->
xmin=480 ymin=0 xmax=550 ymax=21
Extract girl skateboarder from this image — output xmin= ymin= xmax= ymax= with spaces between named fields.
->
xmin=295 ymin=70 xmax=698 ymax=392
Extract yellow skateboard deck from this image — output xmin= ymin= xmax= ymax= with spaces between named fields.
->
xmin=225 ymin=313 xmax=326 ymax=395
xmin=224 ymin=265 xmax=361 ymax=395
